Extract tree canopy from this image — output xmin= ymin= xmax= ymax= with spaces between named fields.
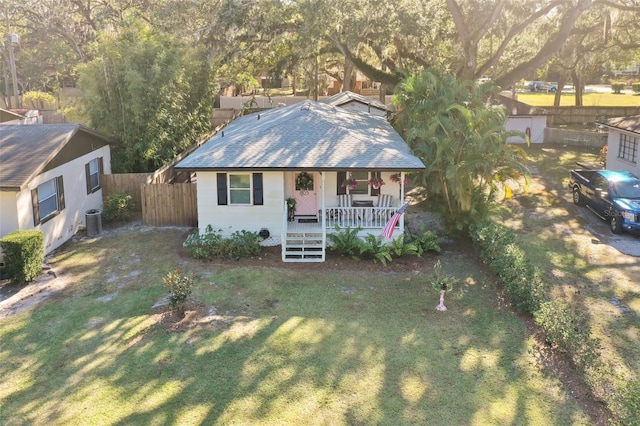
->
xmin=4 ymin=0 xmax=640 ymax=171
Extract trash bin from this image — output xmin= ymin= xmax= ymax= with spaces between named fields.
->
xmin=86 ymin=209 xmax=102 ymax=237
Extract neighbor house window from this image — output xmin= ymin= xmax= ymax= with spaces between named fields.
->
xmin=618 ymin=134 xmax=638 ymax=164
xmin=31 ymin=176 xmax=65 ymax=225
xmin=85 ymin=157 xmax=104 ymax=194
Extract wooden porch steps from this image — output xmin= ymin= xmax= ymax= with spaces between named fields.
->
xmin=282 ymin=231 xmax=325 ymax=262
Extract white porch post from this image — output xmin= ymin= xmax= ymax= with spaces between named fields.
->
xmin=321 ymin=172 xmax=326 ymax=248
xmin=399 ymin=171 xmax=405 ymax=233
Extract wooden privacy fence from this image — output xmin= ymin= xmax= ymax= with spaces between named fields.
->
xmin=101 ymin=173 xmax=149 ymax=212
xmin=141 ymin=183 xmax=197 ymax=227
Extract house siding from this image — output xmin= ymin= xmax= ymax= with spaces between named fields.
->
xmin=196 ymin=170 xmax=405 ymax=244
xmin=1 ymin=146 xmax=111 ymax=256
xmin=606 ymin=129 xmax=640 ymax=175
xmin=506 ymin=116 xmax=546 ymax=144
xmin=197 ymin=171 xmax=286 ymax=240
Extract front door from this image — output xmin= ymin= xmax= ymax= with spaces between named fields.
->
xmin=293 ymin=172 xmax=317 ymax=216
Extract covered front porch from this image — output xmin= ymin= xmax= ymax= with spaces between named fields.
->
xmin=281 ymin=171 xmax=406 ymax=262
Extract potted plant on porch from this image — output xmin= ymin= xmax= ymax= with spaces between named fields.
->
xmin=367 ymin=175 xmax=385 ymax=189
xmin=286 ymin=197 xmax=297 ymax=221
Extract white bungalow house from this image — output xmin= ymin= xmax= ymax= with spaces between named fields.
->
xmin=597 ymin=115 xmax=640 ymax=175
xmin=0 ymin=123 xmax=112 ymax=261
xmin=175 ymin=99 xmax=425 ymax=262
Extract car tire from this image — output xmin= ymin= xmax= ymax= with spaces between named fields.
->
xmin=573 ymin=187 xmax=585 ymax=206
xmin=610 ymin=213 xmax=623 ymax=234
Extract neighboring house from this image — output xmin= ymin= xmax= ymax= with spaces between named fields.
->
xmin=0 ymin=123 xmax=112 ymax=261
xmin=0 ymin=108 xmax=24 ymax=123
xmin=321 ymin=91 xmax=389 ymax=117
xmin=175 ymin=99 xmax=425 ymax=262
xmin=597 ymin=115 xmax=640 ymax=175
xmin=496 ymin=94 xmax=547 ymax=144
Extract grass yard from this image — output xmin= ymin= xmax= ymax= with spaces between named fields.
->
xmin=516 ymin=92 xmax=640 ymax=107
xmin=0 ymin=227 xmax=594 ymax=425
xmin=499 ymin=145 xmax=640 ymax=403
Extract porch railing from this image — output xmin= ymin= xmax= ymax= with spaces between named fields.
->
xmin=324 ymin=207 xmax=395 ymax=229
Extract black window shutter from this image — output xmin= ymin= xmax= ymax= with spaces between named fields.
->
xmin=253 ymin=173 xmax=263 ymax=205
xmin=31 ymin=188 xmax=40 ymax=226
xmin=85 ymin=162 xmax=91 ymax=194
xmin=371 ymin=171 xmax=381 ymax=196
xmin=57 ymin=176 xmax=65 ymax=211
xmin=217 ymin=173 xmax=228 ymax=205
xmin=337 ymin=171 xmax=346 ymax=195
xmin=98 ymin=157 xmax=104 ymax=190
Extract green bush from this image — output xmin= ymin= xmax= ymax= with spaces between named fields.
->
xmin=534 ymin=301 xmax=601 ymax=370
xmin=327 ymin=226 xmax=363 ymax=259
xmin=359 ymin=234 xmax=392 ymax=266
xmin=0 ymin=230 xmax=44 ymax=282
xmin=183 ymin=226 xmax=261 ymax=259
xmin=162 ymin=269 xmax=193 ymax=316
xmin=632 ymin=82 xmax=640 ymax=94
xmin=406 ymin=226 xmax=442 ymax=255
xmin=611 ymin=82 xmax=626 ymax=94
xmin=469 ymin=222 xmax=549 ymax=313
xmin=102 ymin=192 xmax=135 ymax=222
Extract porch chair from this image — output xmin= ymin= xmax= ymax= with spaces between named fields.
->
xmin=337 ymin=194 xmax=353 ymax=225
xmin=375 ymin=194 xmax=394 ymax=221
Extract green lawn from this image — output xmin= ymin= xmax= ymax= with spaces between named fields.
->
xmin=0 ymin=229 xmax=592 ymax=425
xmin=517 ymin=92 xmax=640 ymax=107
xmin=498 ymin=145 xmax=640 ymax=399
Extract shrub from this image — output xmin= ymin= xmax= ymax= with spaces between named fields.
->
xmin=102 ymin=192 xmax=135 ymax=222
xmin=0 ymin=230 xmax=44 ymax=282
xmin=183 ymin=226 xmax=261 ymax=259
xmin=469 ymin=222 xmax=549 ymax=313
xmin=163 ymin=269 xmax=193 ymax=317
xmin=406 ymin=226 xmax=442 ymax=255
xmin=387 ymin=235 xmax=419 ymax=258
xmin=632 ymin=82 xmax=640 ymax=94
xmin=327 ymin=226 xmax=362 ymax=259
xmin=611 ymin=82 xmax=626 ymax=94
xmin=229 ymin=230 xmax=262 ymax=257
xmin=534 ymin=300 xmax=601 ymax=370
xmin=359 ymin=234 xmax=392 ymax=266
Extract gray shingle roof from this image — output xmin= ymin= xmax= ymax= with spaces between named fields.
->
xmin=176 ymin=100 xmax=424 ymax=171
xmin=0 ymin=124 xmax=109 ymax=190
xmin=597 ymin=115 xmax=640 ymax=135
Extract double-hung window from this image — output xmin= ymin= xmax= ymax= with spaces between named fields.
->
xmin=618 ymin=134 xmax=638 ymax=164
xmin=85 ymin=157 xmax=103 ymax=194
xmin=216 ymin=173 xmax=263 ymax=205
xmin=229 ymin=174 xmax=252 ymax=204
xmin=32 ymin=176 xmax=65 ymax=225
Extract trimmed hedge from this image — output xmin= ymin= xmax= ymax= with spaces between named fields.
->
xmin=632 ymin=82 xmax=640 ymax=94
xmin=0 ymin=230 xmax=44 ymax=282
xmin=469 ymin=221 xmax=639 ymax=424
xmin=469 ymin=222 xmax=549 ymax=313
xmin=611 ymin=82 xmax=626 ymax=94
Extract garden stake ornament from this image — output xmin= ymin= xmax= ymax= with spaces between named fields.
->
xmin=432 ymin=260 xmax=455 ymax=311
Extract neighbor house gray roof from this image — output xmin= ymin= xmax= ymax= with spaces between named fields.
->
xmin=0 ymin=123 xmax=112 ymax=190
xmin=175 ymin=100 xmax=424 ymax=171
xmin=321 ymin=91 xmax=389 ymax=112
xmin=596 ymin=115 xmax=640 ymax=135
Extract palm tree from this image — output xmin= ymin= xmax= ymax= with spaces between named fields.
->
xmin=393 ymin=69 xmax=529 ymax=234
